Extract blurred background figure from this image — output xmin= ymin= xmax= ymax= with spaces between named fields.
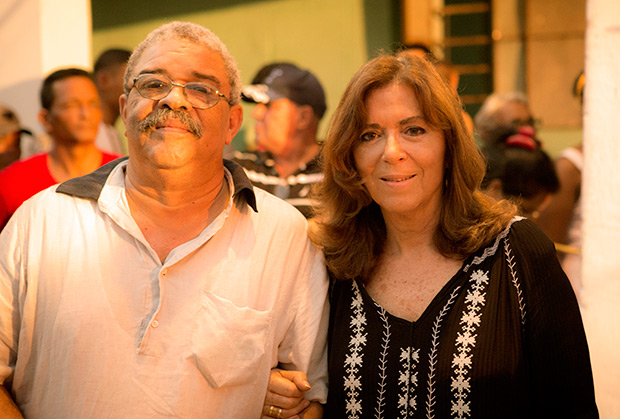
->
xmin=0 ymin=105 xmax=33 ymax=171
xmin=401 ymin=42 xmax=435 ymax=61
xmin=481 ymin=125 xmax=559 ymax=220
xmin=537 ymin=71 xmax=585 ymax=299
xmin=475 ymin=92 xmax=537 ymax=145
xmin=0 ymin=68 xmax=121 ymax=230
xmin=435 ymin=60 xmax=474 ymax=135
xmin=234 ymin=62 xmax=326 ymax=218
xmin=93 ymin=48 xmax=131 ymax=155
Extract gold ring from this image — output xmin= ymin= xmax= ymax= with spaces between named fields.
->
xmin=268 ymin=405 xmax=283 ymax=418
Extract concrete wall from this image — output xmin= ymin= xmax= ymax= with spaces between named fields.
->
xmin=581 ymin=0 xmax=620 ymax=416
xmin=0 ymin=0 xmax=92 ymax=156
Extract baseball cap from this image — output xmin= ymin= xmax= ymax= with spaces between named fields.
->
xmin=0 ymin=105 xmax=31 ymax=137
xmin=242 ymin=63 xmax=326 ymax=119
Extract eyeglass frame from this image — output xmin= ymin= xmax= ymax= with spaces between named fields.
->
xmin=129 ymin=73 xmax=233 ymax=110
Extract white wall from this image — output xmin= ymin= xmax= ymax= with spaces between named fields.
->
xmin=0 ymin=0 xmax=91 ymax=156
xmin=581 ymin=0 xmax=620 ymax=417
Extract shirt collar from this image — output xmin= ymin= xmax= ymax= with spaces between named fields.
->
xmin=56 ymin=157 xmax=258 ymax=212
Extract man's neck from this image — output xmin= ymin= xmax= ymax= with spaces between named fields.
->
xmin=272 ymin=140 xmax=320 ymax=178
xmin=47 ymin=142 xmax=102 ymax=183
xmin=124 ymin=164 xmax=230 ymax=262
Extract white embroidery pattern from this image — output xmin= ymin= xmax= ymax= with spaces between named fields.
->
xmin=345 ymin=281 xmax=367 ymax=418
xmin=426 ymin=287 xmax=461 ymax=419
xmin=374 ymin=305 xmax=390 ymax=419
xmin=450 ymin=269 xmax=490 ymax=418
xmin=504 ymin=239 xmax=526 ymax=325
xmin=397 ymin=346 xmax=420 ymax=418
xmin=463 ymin=217 xmax=523 ymax=273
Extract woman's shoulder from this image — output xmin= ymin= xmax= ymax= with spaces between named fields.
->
xmin=465 ymin=217 xmax=554 ymax=269
xmin=506 ymin=217 xmax=556 ymax=254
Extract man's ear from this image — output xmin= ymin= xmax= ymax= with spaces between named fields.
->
xmin=95 ymin=71 xmax=108 ymax=90
xmin=119 ymin=93 xmax=128 ymax=124
xmin=225 ymin=104 xmax=243 ymax=145
xmin=37 ymin=109 xmax=51 ymax=133
xmin=295 ymin=105 xmax=314 ymax=130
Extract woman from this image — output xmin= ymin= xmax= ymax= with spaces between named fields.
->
xmin=480 ymin=125 xmax=560 ymax=220
xmin=263 ymin=53 xmax=597 ymax=418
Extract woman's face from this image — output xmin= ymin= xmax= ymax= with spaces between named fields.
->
xmin=353 ymin=83 xmax=446 ymax=222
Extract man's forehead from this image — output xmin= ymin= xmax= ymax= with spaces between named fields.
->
xmin=133 ymin=39 xmax=227 ymax=85
xmin=53 ymin=76 xmax=96 ymax=92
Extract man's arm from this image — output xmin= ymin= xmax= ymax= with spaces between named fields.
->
xmin=536 ymin=157 xmax=581 ymax=255
xmin=0 ymin=385 xmax=23 ymax=418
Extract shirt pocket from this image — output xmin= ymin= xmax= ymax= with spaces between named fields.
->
xmin=190 ymin=290 xmax=272 ymax=388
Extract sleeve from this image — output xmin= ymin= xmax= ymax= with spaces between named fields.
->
xmin=510 ymin=219 xmax=598 ymax=418
xmin=0 ymin=217 xmax=23 ymax=386
xmin=0 ymin=182 xmax=11 ymax=231
xmin=276 ymin=240 xmax=330 ymax=403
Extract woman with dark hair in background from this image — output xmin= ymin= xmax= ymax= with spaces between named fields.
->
xmin=263 ymin=54 xmax=596 ymax=419
xmin=480 ymin=126 xmax=559 ymax=220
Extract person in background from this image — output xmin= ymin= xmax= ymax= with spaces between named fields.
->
xmin=435 ymin=60 xmax=475 ymax=135
xmin=401 ymin=42 xmax=435 ymax=61
xmin=0 ymin=21 xmax=328 ymax=418
xmin=474 ymin=91 xmax=537 ymax=145
xmin=93 ymin=48 xmax=132 ymax=154
xmin=233 ymin=62 xmax=326 ymax=217
xmin=263 ymin=52 xmax=596 ymax=418
xmin=0 ymin=104 xmax=33 ymax=171
xmin=0 ymin=68 xmax=121 ymax=230
xmin=537 ymin=71 xmax=585 ymax=300
xmin=480 ymin=126 xmax=559 ymax=220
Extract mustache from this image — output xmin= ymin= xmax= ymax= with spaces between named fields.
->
xmin=137 ymin=108 xmax=203 ymax=138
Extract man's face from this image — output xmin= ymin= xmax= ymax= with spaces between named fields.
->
xmin=99 ymin=63 xmax=128 ymax=113
xmin=497 ymin=102 xmax=534 ymax=132
xmin=120 ymin=37 xmax=242 ymax=171
xmin=251 ymin=98 xmax=299 ymax=156
xmin=40 ymin=76 xmax=102 ymax=145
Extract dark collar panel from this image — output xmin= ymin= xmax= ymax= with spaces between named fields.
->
xmin=56 ymin=157 xmax=258 ymax=212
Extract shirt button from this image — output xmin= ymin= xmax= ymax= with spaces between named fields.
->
xmin=151 ymin=320 xmax=159 ymax=328
xmin=161 ymin=268 xmax=168 ymax=276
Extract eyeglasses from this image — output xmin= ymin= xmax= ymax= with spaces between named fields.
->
xmin=130 ymin=73 xmax=232 ymax=109
xmin=510 ymin=117 xmax=541 ymax=131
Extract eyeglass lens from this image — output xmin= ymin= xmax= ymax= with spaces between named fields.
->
xmin=134 ymin=75 xmax=223 ymax=109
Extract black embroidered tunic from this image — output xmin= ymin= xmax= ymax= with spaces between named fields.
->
xmin=325 ymin=219 xmax=598 ymax=418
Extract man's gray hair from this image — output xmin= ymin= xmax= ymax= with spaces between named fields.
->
xmin=124 ymin=21 xmax=241 ymax=105
xmin=474 ymin=91 xmax=530 ymax=143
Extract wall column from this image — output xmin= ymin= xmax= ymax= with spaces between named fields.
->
xmin=0 ymin=0 xmax=91 ymax=155
xmin=581 ymin=0 xmax=620 ymax=416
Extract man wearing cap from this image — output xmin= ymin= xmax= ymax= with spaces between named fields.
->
xmin=233 ymin=62 xmax=326 ymax=218
xmin=0 ymin=105 xmax=31 ymax=171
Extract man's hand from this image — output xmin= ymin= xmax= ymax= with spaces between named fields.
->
xmin=0 ymin=385 xmax=23 ymax=418
xmin=261 ymin=369 xmax=315 ymax=419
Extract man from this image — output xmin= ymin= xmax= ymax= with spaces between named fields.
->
xmin=0 ymin=21 xmax=328 ymax=418
xmin=474 ymin=91 xmax=537 ymax=144
xmin=0 ymin=68 xmax=120 ymax=230
xmin=93 ymin=48 xmax=132 ymax=154
xmin=234 ymin=62 xmax=326 ymax=217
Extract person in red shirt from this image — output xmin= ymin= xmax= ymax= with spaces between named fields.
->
xmin=0 ymin=68 xmax=121 ymax=229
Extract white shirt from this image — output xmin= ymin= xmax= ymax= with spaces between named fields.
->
xmin=0 ymin=159 xmax=329 ymax=418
